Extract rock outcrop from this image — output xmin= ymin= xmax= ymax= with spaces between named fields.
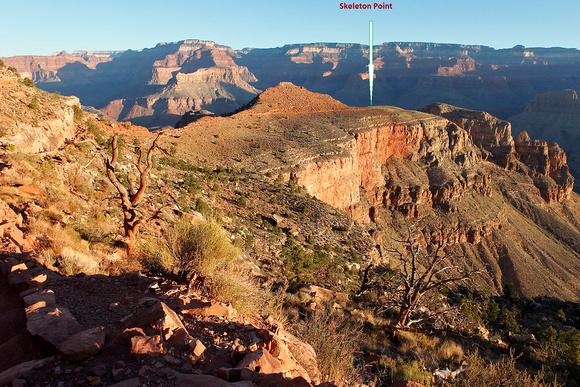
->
xmin=421 ymin=103 xmax=517 ymax=168
xmin=424 ymin=103 xmax=574 ymax=203
xmin=0 ymin=250 xmax=325 ymax=386
xmin=509 ymin=89 xmax=580 ymax=190
xmin=0 ymin=68 xmax=80 ymax=153
xmin=515 ymin=131 xmax=574 ymax=202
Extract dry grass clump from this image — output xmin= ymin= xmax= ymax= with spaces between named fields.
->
xmin=32 ymin=218 xmax=118 ymax=276
xmin=454 ymin=351 xmax=559 ymax=387
xmin=290 ymin=310 xmax=363 ymax=385
xmin=139 ymin=218 xmax=270 ymax=315
xmin=437 ymin=340 xmax=464 ymax=365
xmin=56 ymin=247 xmax=101 ymax=275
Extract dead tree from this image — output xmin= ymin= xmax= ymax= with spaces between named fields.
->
xmin=387 ymin=221 xmax=485 ymax=328
xmin=105 ymin=133 xmax=161 ymax=253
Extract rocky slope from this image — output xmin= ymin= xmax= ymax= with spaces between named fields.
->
xmin=509 ymin=89 xmax=580 ymax=190
xmin=3 ymin=41 xmax=580 ymax=129
xmin=1 ymin=63 xmax=580 ymax=385
xmin=172 ymin=83 xmax=580 ymax=300
xmin=0 ymin=67 xmax=81 ymax=153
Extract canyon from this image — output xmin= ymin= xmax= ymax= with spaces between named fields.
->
xmin=3 ymin=40 xmax=580 ymax=129
xmin=2 ymin=62 xmax=580 ymax=385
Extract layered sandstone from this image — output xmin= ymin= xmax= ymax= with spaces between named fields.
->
xmin=423 ymin=103 xmax=574 ymax=203
xmin=421 ymin=103 xmax=517 ymax=168
xmin=515 ymin=132 xmax=574 ymax=202
xmin=1 ymin=51 xmax=119 ymax=82
xmin=509 ymin=89 xmax=580 ymax=190
xmin=6 ymin=40 xmax=580 ymax=128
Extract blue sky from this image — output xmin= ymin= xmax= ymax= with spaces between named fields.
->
xmin=1 ymin=0 xmax=578 ymax=56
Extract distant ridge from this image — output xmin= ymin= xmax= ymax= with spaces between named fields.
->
xmin=3 ymin=40 xmax=580 ymax=128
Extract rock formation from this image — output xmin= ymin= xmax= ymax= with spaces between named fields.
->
xmin=0 ymin=67 xmax=80 ymax=153
xmin=509 ymin=89 xmax=580 ymax=190
xmin=423 ymin=103 xmax=574 ymax=203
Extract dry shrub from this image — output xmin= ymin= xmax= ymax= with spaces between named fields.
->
xmin=31 ymin=218 xmax=112 ymax=276
xmin=455 ymin=351 xmax=560 ymax=387
xmin=290 ymin=310 xmax=363 ymax=385
xmin=138 ymin=219 xmax=270 ymax=315
xmin=438 ymin=340 xmax=464 ymax=365
xmin=57 ymin=247 xmax=101 ymax=275
xmin=397 ymin=331 xmax=439 ymax=359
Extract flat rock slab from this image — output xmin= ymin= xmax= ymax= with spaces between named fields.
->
xmin=58 ymin=326 xmax=106 ymax=361
xmin=0 ymin=357 xmax=53 ymax=386
xmin=25 ymin=302 xmax=84 ymax=350
xmin=0 ymin=257 xmax=21 ymax=276
xmin=8 ymin=268 xmax=33 ymax=293
xmin=130 ymin=335 xmax=164 ymax=359
xmin=22 ymin=289 xmax=56 ymax=307
xmin=181 ymin=301 xmax=237 ymax=319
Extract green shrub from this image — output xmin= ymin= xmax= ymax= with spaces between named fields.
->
xmin=0 ymin=59 xmax=5 ymax=69
xmin=72 ymin=105 xmax=83 ymax=121
xmin=7 ymin=67 xmax=19 ymax=77
xmin=560 ymin=328 xmax=580 ymax=364
xmin=391 ymin=358 xmax=432 ymax=386
xmin=22 ymin=77 xmax=35 ymax=88
xmin=28 ymin=96 xmax=38 ymax=110
xmin=195 ymin=198 xmax=211 ymax=217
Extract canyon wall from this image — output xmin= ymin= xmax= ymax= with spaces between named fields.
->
xmin=3 ymin=41 xmax=580 ymax=129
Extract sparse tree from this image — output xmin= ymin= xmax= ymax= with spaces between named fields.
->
xmin=389 ymin=221 xmax=486 ymax=328
xmin=359 ymin=220 xmax=486 ymax=329
xmin=105 ymin=133 xmax=163 ymax=253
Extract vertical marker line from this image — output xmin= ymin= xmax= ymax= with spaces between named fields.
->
xmin=369 ymin=20 xmax=374 ymax=106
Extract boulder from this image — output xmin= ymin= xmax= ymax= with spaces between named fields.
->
xmin=25 ymin=302 xmax=84 ymax=350
xmin=278 ymin=329 xmax=321 ymax=384
xmin=22 ymin=289 xmax=56 ymax=307
xmin=237 ymin=348 xmax=282 ymax=375
xmin=58 ymin=326 xmax=106 ymax=361
xmin=130 ymin=335 xmax=164 ymax=359
xmin=125 ymin=301 xmax=191 ymax=341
